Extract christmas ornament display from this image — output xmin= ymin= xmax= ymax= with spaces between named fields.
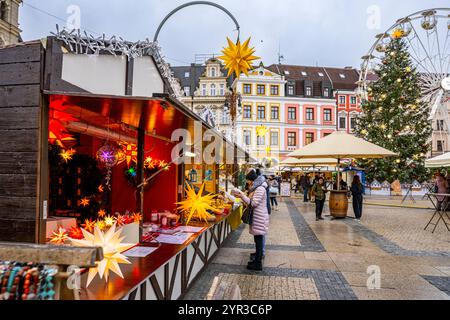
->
xmin=70 ymin=223 xmax=135 ymax=287
xmin=49 ymin=227 xmax=68 ymax=245
xmin=176 ymin=183 xmax=221 ymax=224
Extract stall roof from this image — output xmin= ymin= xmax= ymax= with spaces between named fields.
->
xmin=44 ymin=90 xmax=254 ymax=163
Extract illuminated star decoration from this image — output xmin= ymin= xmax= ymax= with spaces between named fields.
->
xmin=70 ymin=223 xmax=135 ymax=287
xmin=118 ymin=143 xmax=138 ymax=167
xmin=116 ymin=214 xmax=133 ymax=226
xmin=256 ymin=125 xmax=268 ymax=137
xmin=98 ymin=185 xmax=104 ymax=193
xmin=82 ymin=219 xmax=96 ymax=233
xmin=391 ymin=28 xmax=404 ymax=39
xmin=48 ymin=108 xmax=78 ymax=149
xmin=68 ymin=226 xmax=84 ymax=240
xmin=59 ymin=148 xmax=76 ymax=163
xmin=176 ymin=183 xmax=221 ymax=225
xmin=104 ymin=215 xmax=116 ymax=227
xmin=98 ymin=209 xmax=106 ymax=218
xmin=219 ymin=37 xmax=260 ymax=78
xmin=80 ymin=197 xmax=90 ymax=207
xmin=131 ymin=212 xmax=143 ymax=223
xmin=49 ymin=227 xmax=69 ymax=244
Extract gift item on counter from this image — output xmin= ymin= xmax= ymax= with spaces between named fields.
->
xmin=0 ymin=261 xmax=57 ymax=300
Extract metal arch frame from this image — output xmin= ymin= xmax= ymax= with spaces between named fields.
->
xmin=153 ymin=1 xmax=241 ymax=43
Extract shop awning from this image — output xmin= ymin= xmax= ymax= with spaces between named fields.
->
xmin=425 ymin=152 xmax=450 ymax=168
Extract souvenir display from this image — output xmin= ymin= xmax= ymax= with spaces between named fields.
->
xmin=0 ymin=262 xmax=57 ymax=300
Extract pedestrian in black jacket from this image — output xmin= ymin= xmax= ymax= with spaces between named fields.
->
xmin=351 ymin=175 xmax=364 ymax=221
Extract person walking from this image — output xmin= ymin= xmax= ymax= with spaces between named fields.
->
xmin=300 ymin=174 xmax=311 ymax=203
xmin=350 ymin=175 xmax=364 ymax=221
xmin=269 ymin=176 xmax=279 ymax=211
xmin=234 ymin=169 xmax=270 ymax=271
xmin=311 ymin=177 xmax=328 ymax=221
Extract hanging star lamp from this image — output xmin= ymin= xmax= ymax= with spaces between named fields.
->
xmin=256 ymin=125 xmax=268 ymax=137
xmin=219 ymin=37 xmax=260 ymax=78
xmin=49 ymin=227 xmax=69 ymax=245
xmin=70 ymin=223 xmax=135 ymax=287
xmin=176 ymin=183 xmax=221 ymax=225
xmin=48 ymin=109 xmax=78 ymax=149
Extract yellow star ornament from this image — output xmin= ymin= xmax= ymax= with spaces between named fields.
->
xmin=70 ymin=223 xmax=135 ymax=287
xmin=256 ymin=125 xmax=268 ymax=137
xmin=176 ymin=183 xmax=221 ymax=225
xmin=219 ymin=37 xmax=260 ymax=78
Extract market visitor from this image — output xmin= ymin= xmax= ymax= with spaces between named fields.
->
xmin=300 ymin=174 xmax=311 ymax=203
xmin=311 ymin=177 xmax=328 ymax=221
xmin=434 ymin=171 xmax=449 ymax=211
xmin=350 ymin=175 xmax=364 ymax=221
xmin=234 ymin=169 xmax=270 ymax=271
xmin=268 ymin=176 xmax=279 ymax=211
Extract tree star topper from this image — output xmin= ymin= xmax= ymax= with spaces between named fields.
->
xmin=70 ymin=223 xmax=135 ymax=287
xmin=219 ymin=37 xmax=260 ymax=78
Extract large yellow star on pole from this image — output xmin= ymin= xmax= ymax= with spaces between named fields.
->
xmin=219 ymin=37 xmax=260 ymax=78
xmin=70 ymin=223 xmax=135 ymax=287
xmin=256 ymin=125 xmax=268 ymax=137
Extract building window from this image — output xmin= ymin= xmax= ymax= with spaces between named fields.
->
xmin=220 ymin=84 xmax=225 ymax=96
xmin=270 ymin=131 xmax=279 ymax=146
xmin=437 ymin=120 xmax=444 ymax=131
xmin=287 ymin=132 xmax=297 ymax=147
xmin=350 ymin=117 xmax=357 ymax=130
xmin=324 ymin=88 xmax=329 ymax=97
xmin=305 ymin=132 xmax=314 ymax=145
xmin=257 ymin=85 xmax=266 ymax=95
xmin=184 ymin=86 xmax=191 ymax=96
xmin=339 ymin=117 xmax=346 ymax=129
xmin=243 ymin=106 xmax=252 ymax=119
xmin=306 ymin=108 xmax=314 ymax=121
xmin=210 ymin=68 xmax=216 ymax=77
xmin=184 ymin=71 xmax=190 ymax=78
xmin=350 ymin=96 xmax=357 ymax=105
xmin=211 ymin=84 xmax=216 ymax=96
xmin=271 ymin=106 xmax=279 ymax=120
xmin=323 ymin=109 xmax=332 ymax=122
xmin=243 ymin=84 xmax=252 ymax=94
xmin=288 ymin=107 xmax=296 ymax=121
xmin=306 ymin=86 xmax=312 ymax=96
xmin=437 ymin=140 xmax=444 ymax=152
xmin=287 ymin=85 xmax=294 ymax=95
xmin=244 ymin=130 xmax=251 ymax=146
xmin=339 ymin=96 xmax=346 ymax=104
xmin=257 ymin=135 xmax=265 ymax=146
xmin=0 ymin=2 xmax=7 ymax=21
xmin=221 ymin=111 xmax=230 ymax=125
xmin=257 ymin=106 xmax=266 ymax=119
xmin=270 ymin=85 xmax=279 ymax=96
xmin=202 ymin=84 xmax=207 ymax=96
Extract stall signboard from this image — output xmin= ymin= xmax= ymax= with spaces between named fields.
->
xmin=280 ymin=182 xmax=291 ymax=197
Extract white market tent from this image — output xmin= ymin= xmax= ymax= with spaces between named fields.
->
xmin=425 ymin=152 xmax=450 ymax=168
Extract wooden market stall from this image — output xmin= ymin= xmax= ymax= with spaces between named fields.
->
xmin=0 ymin=34 xmax=250 ymax=300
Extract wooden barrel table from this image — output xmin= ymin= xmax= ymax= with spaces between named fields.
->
xmin=329 ymin=190 xmax=348 ymax=218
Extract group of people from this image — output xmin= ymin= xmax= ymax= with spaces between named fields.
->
xmin=231 ymin=168 xmax=365 ymax=273
xmin=295 ymin=173 xmax=364 ymax=221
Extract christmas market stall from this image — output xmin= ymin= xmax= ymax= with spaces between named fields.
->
xmin=0 ymin=33 xmax=250 ymax=300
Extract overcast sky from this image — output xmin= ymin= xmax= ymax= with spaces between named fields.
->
xmin=20 ymin=0 xmax=449 ymax=68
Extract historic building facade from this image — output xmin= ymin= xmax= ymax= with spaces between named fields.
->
xmin=0 ymin=0 xmax=21 ymax=47
xmin=233 ymin=64 xmax=362 ymax=163
xmin=172 ymin=58 xmax=232 ymax=138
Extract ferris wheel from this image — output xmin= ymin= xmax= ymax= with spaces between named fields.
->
xmin=358 ymin=8 xmax=450 ymax=151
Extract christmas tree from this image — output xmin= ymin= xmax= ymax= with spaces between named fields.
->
xmin=355 ymin=35 xmax=432 ymax=183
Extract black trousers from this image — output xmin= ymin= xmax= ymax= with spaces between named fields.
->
xmin=352 ymin=195 xmax=363 ymax=219
xmin=315 ymin=199 xmax=325 ymax=218
xmin=254 ymin=235 xmax=264 ymax=263
xmin=270 ymin=197 xmax=278 ymax=207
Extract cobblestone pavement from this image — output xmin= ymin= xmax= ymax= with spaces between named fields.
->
xmin=184 ymin=198 xmax=450 ymax=300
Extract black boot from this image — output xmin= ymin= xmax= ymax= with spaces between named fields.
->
xmin=247 ymin=260 xmax=263 ymax=271
xmin=250 ymin=252 xmax=266 ymax=261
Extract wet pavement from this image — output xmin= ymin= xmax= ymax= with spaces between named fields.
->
xmin=184 ymin=197 xmax=450 ymax=300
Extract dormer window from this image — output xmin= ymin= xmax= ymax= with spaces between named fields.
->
xmin=318 ymin=72 xmax=324 ymax=77
xmin=211 ymin=68 xmax=216 ymax=77
xmin=339 ymin=74 xmax=346 ymax=79
xmin=184 ymin=72 xmax=190 ymax=78
xmin=284 ymin=70 xmax=290 ymax=75
xmin=305 ymin=86 xmax=312 ymax=96
xmin=323 ymin=87 xmax=330 ymax=97
xmin=301 ymin=72 xmax=307 ymax=76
